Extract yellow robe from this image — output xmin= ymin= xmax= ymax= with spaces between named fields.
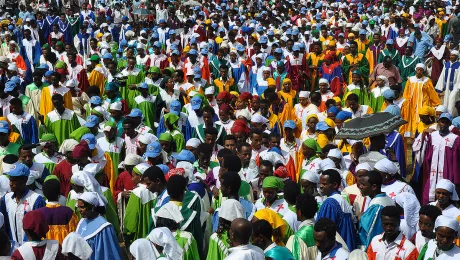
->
xmin=45 ymin=204 xmax=79 ymax=244
xmin=317 ymin=133 xmax=330 ymax=149
xmin=88 ymin=64 xmax=107 ymax=94
xmin=403 ymin=76 xmax=441 ymax=138
xmin=357 ymin=39 xmax=370 ymax=53
xmin=278 ymin=90 xmax=297 ymax=108
xmin=39 ymin=86 xmax=73 ymax=121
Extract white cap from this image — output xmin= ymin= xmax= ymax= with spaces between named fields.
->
xmin=374 ymin=158 xmax=399 ymax=175
xmin=204 ymin=86 xmax=215 ymax=95
xmin=219 ymin=199 xmax=245 ymax=222
xmin=299 ymin=91 xmax=310 ymax=98
xmin=436 ymin=179 xmax=459 ymax=201
xmin=109 ymin=102 xmax=122 ymax=111
xmin=356 ymin=162 xmax=372 ymax=172
xmin=7 ymin=63 xmax=18 ymax=72
xmin=301 ymin=170 xmax=320 ymax=183
xmin=435 ymin=215 xmax=460 ymax=233
xmin=186 ymin=138 xmax=201 ymax=148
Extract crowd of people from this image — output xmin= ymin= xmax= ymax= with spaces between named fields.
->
xmin=0 ymin=0 xmax=459 ymax=259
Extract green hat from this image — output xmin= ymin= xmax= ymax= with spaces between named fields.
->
xmin=55 ymin=60 xmax=67 ymax=69
xmin=302 ymin=138 xmax=322 ymax=153
xmin=148 ymin=66 xmax=160 ymax=74
xmin=89 ymin=54 xmax=100 ymax=61
xmin=42 ymin=43 xmax=50 ymax=49
xmin=159 ymin=132 xmax=173 ymax=142
xmin=56 ymin=41 xmax=65 ymax=47
xmin=164 ymin=113 xmax=179 ymax=126
xmin=262 ymin=176 xmax=284 ymax=190
xmin=369 ymin=19 xmax=376 ymax=25
xmin=44 ymin=175 xmax=60 ymax=183
xmin=40 ymin=133 xmax=57 ymax=142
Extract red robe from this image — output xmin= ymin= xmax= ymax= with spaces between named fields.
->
xmin=12 ymin=242 xmax=66 ymax=260
xmin=113 ymin=170 xmax=134 ymax=205
xmin=53 ymin=159 xmax=73 ymax=197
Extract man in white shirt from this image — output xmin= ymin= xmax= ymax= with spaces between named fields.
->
xmin=224 ymin=218 xmax=265 ymax=260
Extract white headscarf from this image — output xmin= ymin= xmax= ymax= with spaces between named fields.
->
xmin=235 ymin=109 xmax=251 ymax=121
xmin=250 ymin=114 xmax=269 ymax=124
xmin=79 ymin=191 xmax=107 ymax=207
xmin=58 ymin=139 xmax=79 ymax=154
xmin=300 ymin=170 xmax=320 ymax=184
xmin=374 ymin=158 xmax=399 ymax=175
xmin=436 ymin=179 xmax=459 ymax=201
xmin=435 ymin=215 xmax=460 ymax=233
xmin=70 ymin=171 xmax=108 ymax=205
xmin=26 ymin=170 xmax=42 ymax=189
xmin=355 ymin=163 xmax=372 ymax=172
xmin=395 ymin=192 xmax=420 ymax=238
xmin=62 ymin=232 xmax=93 ymax=260
xmin=147 ymin=227 xmax=183 ymax=260
xmin=138 ymin=133 xmax=158 ymax=145
xmin=154 ymin=201 xmax=184 ymax=224
xmin=220 ymin=199 xmax=245 ymax=222
xmin=124 ymin=154 xmax=145 ymax=166
xmin=129 ymin=239 xmax=158 ymax=260
xmin=185 ymin=138 xmax=201 ymax=148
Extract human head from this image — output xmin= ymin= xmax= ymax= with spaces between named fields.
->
xmin=381 ymin=206 xmax=401 ymax=238
xmin=167 ymin=175 xmax=187 ymax=202
xmin=142 ymin=165 xmax=166 ymax=194
xmin=358 ymin=170 xmax=383 ymax=198
xmin=319 ymin=169 xmax=341 ymax=196
xmin=229 ymin=218 xmax=253 ymax=246
xmin=220 ymin=172 xmax=241 ymax=198
xmin=251 ymin=219 xmax=273 ymax=250
xmin=296 ymin=193 xmax=318 ymax=221
xmin=314 ymin=218 xmax=337 ymax=254
xmin=419 ymin=204 xmax=442 ymax=238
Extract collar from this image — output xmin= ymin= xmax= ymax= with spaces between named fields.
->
xmin=11 ymin=189 xmax=30 ymax=200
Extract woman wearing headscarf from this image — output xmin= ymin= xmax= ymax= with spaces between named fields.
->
xmin=343 ymin=70 xmax=370 ymax=107
xmin=147 ymin=227 xmax=183 ymax=260
xmin=252 ymin=208 xmax=293 ymax=246
xmin=62 ymin=232 xmax=93 ymax=260
xmin=429 ymin=179 xmax=460 ymax=221
xmin=395 ymin=192 xmax=421 ymax=239
xmin=300 ymin=114 xmax=319 ymax=141
xmin=75 ymin=192 xmax=122 ymax=260
xmin=297 ymin=138 xmax=322 ymax=181
xmin=370 ymin=75 xmax=390 ymax=112
xmin=130 ymin=239 xmax=160 ymax=260
xmin=11 ymin=210 xmax=66 ymax=259
xmin=278 ymin=78 xmax=297 ymax=109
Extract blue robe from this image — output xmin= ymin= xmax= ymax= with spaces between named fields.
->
xmin=76 ymin=215 xmax=122 ymax=260
xmin=316 ymin=192 xmax=357 ymax=250
xmin=58 ymin=20 xmax=73 ymax=44
xmin=44 ymin=16 xmax=59 ymax=40
xmin=19 ymin=39 xmax=41 ymax=86
xmin=385 ymin=130 xmax=406 ymax=177
xmin=231 ymin=63 xmax=248 ymax=92
xmin=15 ymin=115 xmax=39 ymax=145
xmin=358 ymin=193 xmax=393 ymax=249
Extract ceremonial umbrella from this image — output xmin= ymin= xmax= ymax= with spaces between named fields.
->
xmin=182 ymin=0 xmax=201 ymax=6
xmin=335 ymin=112 xmax=407 ymax=139
xmin=132 ymin=8 xmax=153 ymax=16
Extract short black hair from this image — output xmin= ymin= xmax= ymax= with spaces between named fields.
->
xmin=51 ymin=94 xmax=64 ymax=101
xmin=310 ymin=92 xmax=321 ymax=103
xmin=220 ymin=172 xmax=241 ymax=193
xmin=250 ymin=129 xmax=263 ymax=138
xmin=296 ymin=193 xmax=318 ymax=219
xmin=321 ymin=169 xmax=341 ymax=186
xmin=346 ymin=93 xmax=359 ymax=102
xmin=419 ymin=204 xmax=442 ymax=222
xmin=9 ymin=97 xmax=22 ymax=107
xmin=259 ymin=99 xmax=269 ymax=105
xmin=224 ymin=135 xmax=236 ymax=142
xmin=259 ymin=160 xmax=274 ymax=170
xmin=167 ymin=175 xmax=187 ymax=200
xmin=283 ymin=181 xmax=300 ymax=205
xmin=142 ymin=165 xmax=166 ymax=184
xmin=269 ymin=132 xmax=281 ymax=139
xmin=202 ymin=105 xmax=215 ymax=116
xmin=197 ymin=143 xmax=213 ymax=155
xmin=322 ymin=144 xmax=338 ymax=156
xmin=252 ymin=219 xmax=273 ymax=238
xmin=314 ymin=218 xmax=337 ymax=239
xmin=325 ymin=100 xmax=336 ymax=108
xmin=222 ymin=155 xmax=242 ymax=172
xmin=265 ymin=92 xmax=278 ymax=102
xmin=366 ymin=171 xmax=383 ymax=187
xmin=43 ymin=179 xmax=61 ymax=201
xmin=237 ymin=142 xmax=251 ymax=152
xmin=381 ymin=206 xmax=401 ymax=221
xmin=217 ymin=148 xmax=233 ymax=158
xmin=175 ymin=70 xmax=184 ymax=78
xmin=205 ymin=126 xmax=218 ymax=136
xmin=87 ymin=86 xmax=101 ymax=97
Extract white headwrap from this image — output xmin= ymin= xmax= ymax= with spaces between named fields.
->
xmin=138 ymin=133 xmax=158 ymax=145
xmin=154 ymin=201 xmax=184 ymax=224
xmin=109 ymin=101 xmax=123 ymax=111
xmin=65 ymin=79 xmax=79 ymax=88
xmin=220 ymin=199 xmax=245 ymax=222
xmin=136 ymin=42 xmax=145 ymax=49
xmin=355 ymin=163 xmax=372 ymax=172
xmin=129 ymin=239 xmax=158 ymax=260
xmin=26 ymin=170 xmax=42 ymax=189
xmin=251 ymin=114 xmax=269 ymax=124
xmin=62 ymin=232 xmax=93 ymax=259
xmin=147 ymin=227 xmax=183 ymax=260
xmin=395 ymin=192 xmax=420 ymax=238
xmin=185 ymin=138 xmax=201 ymax=148
xmin=59 ymin=139 xmax=79 ymax=154
xmin=83 ymin=163 xmax=104 ymax=177
xmin=436 ymin=179 xmax=459 ymax=201
xmin=435 ymin=215 xmax=460 ymax=233
xmin=299 ymin=91 xmax=310 ymax=98
xmin=377 ymin=75 xmax=389 ymax=88
xmin=205 ymin=86 xmax=215 ymax=95
xmin=328 ymin=149 xmax=342 ymax=159
xmin=176 ymin=161 xmax=194 ymax=182
xmin=436 ymin=105 xmax=449 ymax=113
xmin=70 ymin=171 xmax=107 ymax=205
xmin=79 ymin=191 xmax=107 ymax=207
xmin=236 ymin=109 xmax=251 ymax=121
xmin=133 ymin=163 xmax=151 ymax=175
xmin=260 ymin=151 xmax=286 ymax=167
xmin=451 ymin=50 xmax=460 ymax=57
xmin=319 ymin=158 xmax=337 ymax=171
xmin=300 ymin=170 xmax=320 ymax=184
xmin=374 ymin=158 xmax=399 ymax=175
xmin=124 ymin=154 xmax=145 ymax=166
xmin=415 ymin=63 xmax=425 ymax=70
xmin=319 ymin=78 xmax=329 ymax=86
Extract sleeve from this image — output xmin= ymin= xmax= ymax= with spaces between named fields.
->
xmin=123 ymin=195 xmax=140 ymax=236
xmin=29 ymin=117 xmax=39 ymax=144
xmin=424 ymin=80 xmax=441 ymax=106
xmin=341 ymin=57 xmax=351 ymax=82
xmin=33 ymin=195 xmax=46 ymax=209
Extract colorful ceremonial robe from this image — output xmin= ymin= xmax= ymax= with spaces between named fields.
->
xmin=96 ymin=136 xmax=125 ymax=181
xmin=44 ymin=109 xmax=81 ymax=146
xmin=123 ymin=184 xmax=156 ymax=242
xmin=39 ymin=85 xmax=73 ymax=121
xmin=342 ymin=53 xmax=370 ymax=84
xmin=7 ymin=112 xmax=39 ymax=145
xmin=37 ymin=202 xmax=79 ymax=244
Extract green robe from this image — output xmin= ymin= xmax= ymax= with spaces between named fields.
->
xmin=206 ymin=231 xmax=229 ymax=260
xmin=182 ymin=191 xmax=204 ymax=259
xmin=34 ymin=152 xmax=61 ymax=175
xmin=378 ymin=49 xmax=401 ymax=67
xmin=118 ymin=69 xmax=145 ymax=109
xmin=0 ymin=142 xmax=21 ymax=156
xmin=343 ymin=84 xmax=371 ymax=106
xmin=370 ymin=86 xmax=390 ymax=112
xmin=102 ymin=187 xmax=121 ymax=236
xmin=69 ymin=126 xmax=92 ymax=141
xmin=192 ymin=123 xmax=227 ymax=146
xmin=341 ymin=53 xmax=370 ymax=85
xmin=43 ymin=109 xmax=81 ymax=146
xmin=173 ymin=230 xmax=200 ymax=260
xmin=165 ymin=129 xmax=185 ymax=153
xmin=96 ymin=137 xmax=125 ymax=180
xmin=398 ymin=55 xmax=419 ymax=90
xmin=123 ymin=185 xmax=156 ymax=242
xmin=291 ymin=223 xmax=316 ymax=260
xmin=133 ymin=95 xmax=157 ymax=130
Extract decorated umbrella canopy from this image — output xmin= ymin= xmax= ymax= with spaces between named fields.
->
xmin=132 ymin=8 xmax=153 ymax=16
xmin=336 ymin=112 xmax=407 ymax=139
xmin=182 ymin=0 xmax=201 ymax=6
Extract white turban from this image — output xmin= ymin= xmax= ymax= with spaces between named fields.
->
xmin=109 ymin=101 xmax=122 ymax=111
xmin=147 ymin=227 xmax=183 ymax=260
xmin=436 ymin=105 xmax=449 ymax=113
xmin=327 ymin=149 xmax=342 ymax=159
xmin=236 ymin=109 xmax=251 ymax=121
xmin=205 ymin=86 xmax=215 ymax=95
xmin=319 ymin=158 xmax=336 ymax=171
xmin=319 ymin=78 xmax=329 ymax=86
xmin=374 ymin=158 xmax=399 ymax=175
xmin=138 ymin=133 xmax=158 ymax=145
xmin=129 ymin=239 xmax=157 ymax=260
xmin=154 ymin=201 xmax=184 ymax=224
xmin=435 ymin=215 xmax=460 ymax=233
xmin=451 ymin=50 xmax=459 ymax=56
xmin=79 ymin=191 xmax=107 ymax=207
xmin=219 ymin=199 xmax=245 ymax=222
xmin=436 ymin=179 xmax=459 ymax=201
xmin=299 ymin=91 xmax=310 ymax=98
xmin=124 ymin=154 xmax=145 ymax=166
xmin=355 ymin=162 xmax=372 ymax=172
xmin=415 ymin=63 xmax=425 ymax=70
xmin=251 ymin=114 xmax=269 ymax=124
xmin=300 ymin=170 xmax=320 ymax=184
xmin=176 ymin=161 xmax=194 ymax=182
xmin=185 ymin=138 xmax=201 ymax=148
xmin=62 ymin=232 xmax=93 ymax=260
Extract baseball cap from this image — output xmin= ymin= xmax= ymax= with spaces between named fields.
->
xmin=138 ymin=83 xmax=149 ymax=89
xmin=188 ymin=49 xmax=198 ymax=55
xmin=172 ymin=150 xmax=195 ymax=163
xmin=81 ymin=134 xmax=96 ymax=150
xmin=145 ymin=141 xmax=162 ymax=158
xmin=128 ymin=108 xmax=143 ymax=118
xmin=439 ymin=113 xmax=453 ymax=122
xmin=191 ymin=96 xmax=203 ymax=110
xmin=284 ymin=120 xmax=296 ymax=129
xmin=170 ymin=100 xmax=181 ymax=116
xmin=90 ymin=96 xmax=102 ymax=105
xmin=84 ymin=115 xmax=99 ymax=128
xmin=315 ymin=121 xmax=330 ymax=131
xmin=0 ymin=120 xmax=9 ymax=133
xmin=6 ymin=163 xmax=30 ymax=177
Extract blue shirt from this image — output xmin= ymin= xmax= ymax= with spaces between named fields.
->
xmin=409 ymin=32 xmax=433 ymax=61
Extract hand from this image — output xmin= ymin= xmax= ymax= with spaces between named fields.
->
xmin=38 ymin=113 xmax=45 ymax=125
xmin=128 ymin=84 xmax=137 ymax=90
xmin=121 ymin=191 xmax=131 ymax=198
xmin=387 ymin=149 xmax=397 ymax=161
xmin=212 ymin=187 xmax=219 ymax=199
xmin=207 ymin=207 xmax=215 ymax=214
